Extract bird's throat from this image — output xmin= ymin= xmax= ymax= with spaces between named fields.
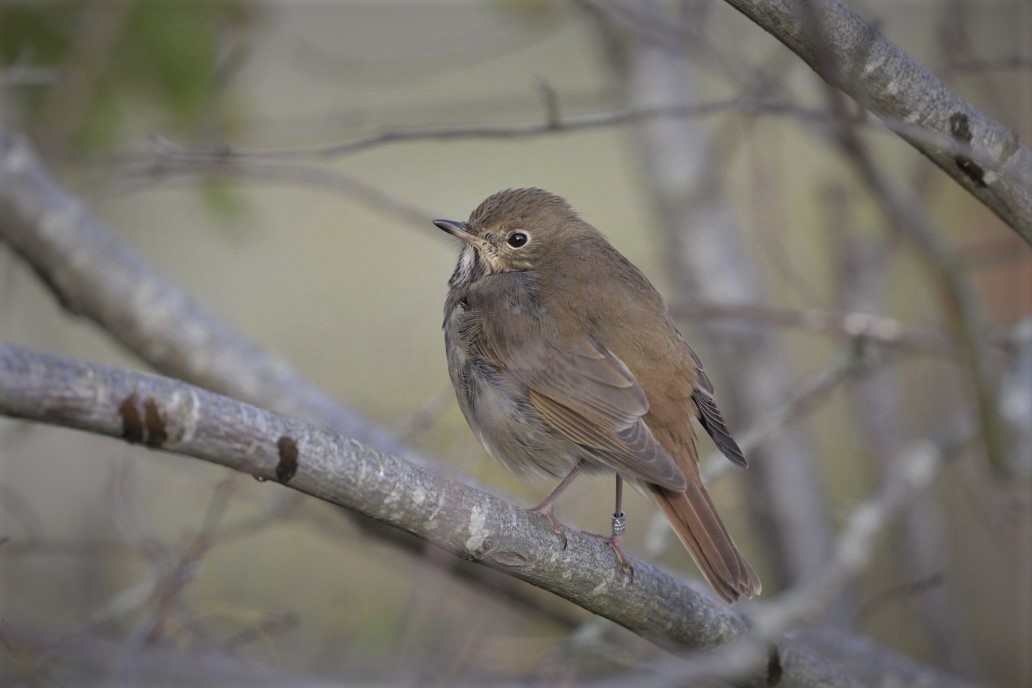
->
xmin=449 ymin=245 xmax=490 ymax=289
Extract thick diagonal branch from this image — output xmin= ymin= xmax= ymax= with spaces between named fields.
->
xmin=0 ymin=344 xmax=974 ymax=688
xmin=721 ymin=0 xmax=1032 ymax=242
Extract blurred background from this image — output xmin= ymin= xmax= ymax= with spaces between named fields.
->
xmin=1 ymin=0 xmax=1030 ymax=686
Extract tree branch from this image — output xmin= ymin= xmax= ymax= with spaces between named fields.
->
xmin=104 ymin=95 xmax=989 ymax=176
xmin=0 ymin=126 xmax=425 ymax=466
xmin=720 ymin=0 xmax=1032 ymax=242
xmin=0 ymin=344 xmax=974 ymax=688
xmin=816 ymin=71 xmax=1008 ymax=476
xmin=672 ymin=300 xmax=955 ymax=356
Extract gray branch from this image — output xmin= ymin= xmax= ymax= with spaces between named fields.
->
xmin=0 ymin=344 xmax=974 ymax=688
xmin=0 ymin=127 xmax=421 ymax=466
xmin=721 ymin=0 xmax=1032 ymax=242
xmin=832 ymin=192 xmax=975 ymax=672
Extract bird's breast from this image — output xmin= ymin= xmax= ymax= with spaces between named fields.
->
xmin=442 ymin=283 xmax=581 ymax=479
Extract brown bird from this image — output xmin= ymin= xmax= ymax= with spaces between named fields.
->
xmin=435 ymin=188 xmax=760 ymax=603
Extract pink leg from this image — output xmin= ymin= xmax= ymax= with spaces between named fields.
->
xmin=609 ymin=475 xmax=632 ymax=573
xmin=529 ymin=460 xmax=586 ymax=547
xmin=530 ymin=460 xmax=585 ymax=514
xmin=587 ymin=475 xmax=633 ymax=577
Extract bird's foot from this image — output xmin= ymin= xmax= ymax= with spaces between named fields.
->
xmin=528 ymin=502 xmax=568 ymax=550
xmin=585 ymin=531 xmax=634 ymax=581
xmin=586 ymin=512 xmax=634 ymax=580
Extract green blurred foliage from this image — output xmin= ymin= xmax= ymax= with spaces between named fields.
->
xmin=0 ymin=0 xmax=256 ymax=151
xmin=0 ymin=4 xmax=71 ymax=65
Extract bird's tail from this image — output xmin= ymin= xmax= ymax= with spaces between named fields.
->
xmin=650 ymin=480 xmax=761 ymax=603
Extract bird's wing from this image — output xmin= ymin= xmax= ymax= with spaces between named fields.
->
xmin=507 ymin=334 xmax=688 ymax=491
xmin=686 ymin=346 xmax=748 ymax=468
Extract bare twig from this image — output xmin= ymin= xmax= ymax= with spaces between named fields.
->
xmin=824 ymin=74 xmax=1007 ymax=477
xmin=87 ymin=158 xmax=434 ymax=231
xmin=700 ymin=349 xmax=873 ymax=485
xmin=831 ymin=185 xmax=974 ymax=671
xmin=766 ymin=417 xmax=972 ymax=618
xmin=119 ymin=95 xmax=993 ymax=172
xmin=144 ymin=97 xmax=793 ymax=161
xmin=1001 ymin=318 xmax=1032 ymax=478
xmin=390 ymin=386 xmax=456 ymax=441
xmin=765 ymin=0 xmax=1009 ymax=477
xmin=672 ymin=300 xmax=954 ymax=355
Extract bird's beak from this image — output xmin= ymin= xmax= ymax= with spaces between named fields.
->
xmin=433 ymin=219 xmax=475 ymax=243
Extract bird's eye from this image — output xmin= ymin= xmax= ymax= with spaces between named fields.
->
xmin=506 ymin=232 xmax=529 ymax=248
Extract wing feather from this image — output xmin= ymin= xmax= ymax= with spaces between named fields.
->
xmin=689 ymin=353 xmax=748 ymax=469
xmin=517 ymin=336 xmax=687 ymax=491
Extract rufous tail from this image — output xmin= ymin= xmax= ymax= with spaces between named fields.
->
xmin=650 ymin=479 xmax=761 ymax=603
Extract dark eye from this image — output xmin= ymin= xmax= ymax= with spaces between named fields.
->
xmin=507 ymin=232 xmax=529 ymax=248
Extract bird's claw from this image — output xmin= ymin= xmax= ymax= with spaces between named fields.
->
xmin=586 ymin=531 xmax=635 ymax=581
xmin=529 ymin=504 xmax=568 ymax=550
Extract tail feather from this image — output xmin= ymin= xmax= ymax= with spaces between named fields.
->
xmin=650 ymin=480 xmax=761 ymax=603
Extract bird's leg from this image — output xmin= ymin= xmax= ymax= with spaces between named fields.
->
xmin=607 ymin=476 xmax=634 ymax=576
xmin=585 ymin=475 xmax=633 ymax=577
xmin=529 ymin=460 xmax=585 ymax=548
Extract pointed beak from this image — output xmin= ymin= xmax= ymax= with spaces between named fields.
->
xmin=433 ymin=218 xmax=475 ymax=243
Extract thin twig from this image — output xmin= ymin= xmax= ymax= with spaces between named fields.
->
xmin=700 ymin=349 xmax=873 ymax=485
xmin=824 ymin=68 xmax=1007 ymax=477
xmin=129 ymin=96 xmax=989 ymax=171
xmin=87 ymin=158 xmax=434 ymax=230
xmin=673 ymin=301 xmax=954 ymax=355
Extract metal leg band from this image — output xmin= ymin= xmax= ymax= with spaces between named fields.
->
xmin=611 ymin=511 xmax=626 ymax=536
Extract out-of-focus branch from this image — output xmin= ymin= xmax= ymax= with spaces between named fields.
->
xmin=88 ymin=158 xmax=434 ymax=231
xmin=816 ymin=73 xmax=1008 ymax=477
xmin=831 ymin=186 xmax=975 ymax=672
xmin=720 ymin=0 xmax=1032 ymax=242
xmin=0 ymin=126 xmax=422 ymax=466
xmin=144 ymin=97 xmax=793 ymax=161
xmin=672 ymin=300 xmax=955 ymax=355
xmin=837 ymin=196 xmax=962 ymax=661
xmin=111 ymin=93 xmax=991 ymax=171
xmin=699 ymin=349 xmax=873 ymax=486
xmin=34 ymin=0 xmax=135 ymax=153
xmin=1001 ymin=318 xmax=1032 ymax=478
xmin=0 ymin=344 xmax=976 ymax=688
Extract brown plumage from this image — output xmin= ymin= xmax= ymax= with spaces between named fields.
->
xmin=435 ymin=188 xmax=760 ymax=603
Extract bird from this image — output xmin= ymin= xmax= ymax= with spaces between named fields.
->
xmin=434 ymin=188 xmax=760 ymax=603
